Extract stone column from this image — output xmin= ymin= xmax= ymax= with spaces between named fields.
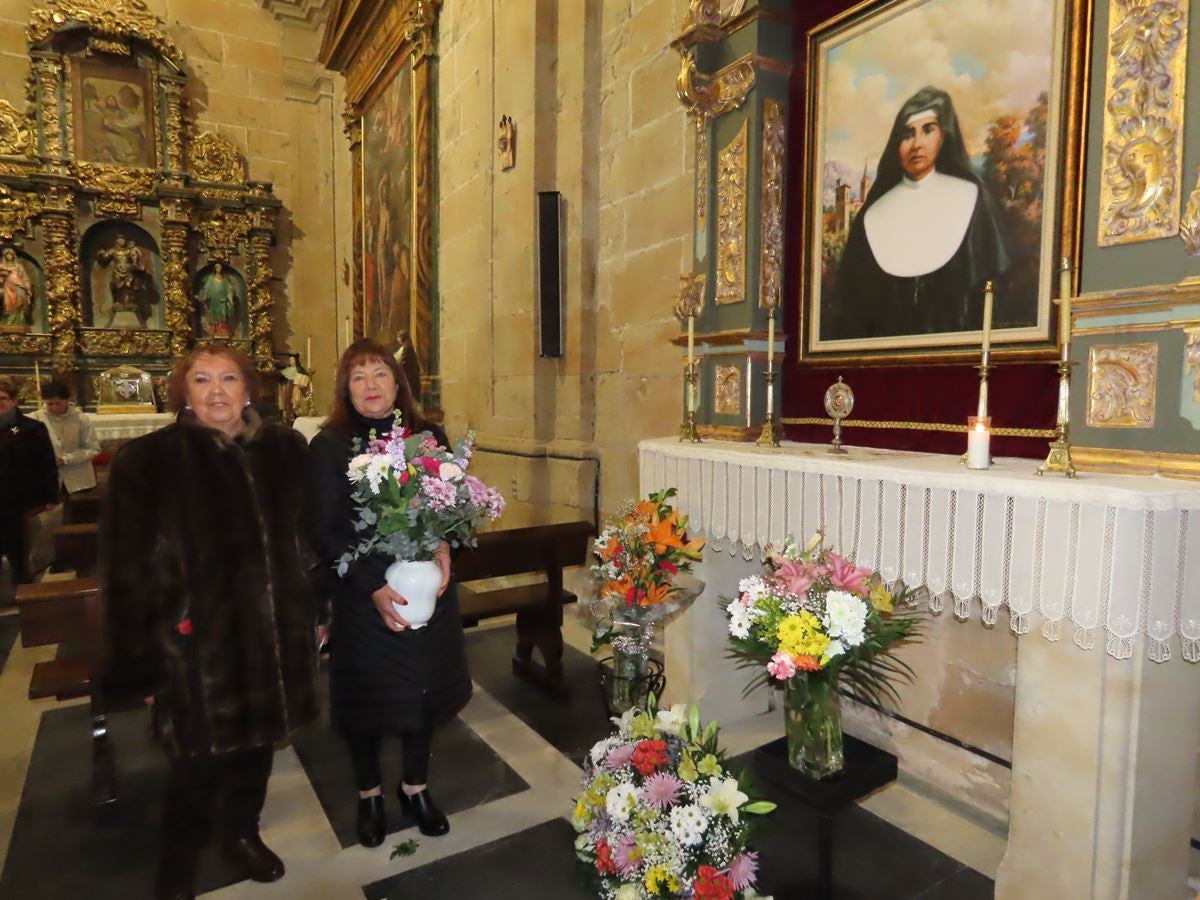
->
xmin=995 ymin=635 xmax=1200 ymax=899
xmin=38 ymin=184 xmax=79 ymax=373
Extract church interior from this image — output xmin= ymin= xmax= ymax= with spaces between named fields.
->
xmin=1 ymin=0 xmax=1199 ymax=897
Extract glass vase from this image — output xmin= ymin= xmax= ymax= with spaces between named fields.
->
xmin=783 ymin=675 xmax=844 ymax=779
xmin=610 ymin=640 xmax=648 ymax=714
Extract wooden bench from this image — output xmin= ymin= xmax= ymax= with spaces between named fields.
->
xmin=53 ymin=522 xmax=99 ymax=576
xmin=454 ymin=521 xmax=594 ymax=700
xmin=64 ymin=488 xmax=105 ymax=525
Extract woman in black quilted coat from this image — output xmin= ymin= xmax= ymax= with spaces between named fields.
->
xmin=308 ymin=339 xmax=471 ymax=848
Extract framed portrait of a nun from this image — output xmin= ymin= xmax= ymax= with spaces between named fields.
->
xmin=799 ymin=0 xmax=1091 ymax=361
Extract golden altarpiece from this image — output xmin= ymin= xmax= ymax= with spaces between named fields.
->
xmin=0 ymin=0 xmax=282 ymax=407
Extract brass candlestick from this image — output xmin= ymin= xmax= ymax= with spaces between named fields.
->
xmin=757 ymin=369 xmax=780 ymax=447
xmin=1037 ymin=359 xmax=1077 ymax=477
xmin=679 ymin=360 xmax=701 ymax=443
xmin=975 ymin=362 xmax=993 ymax=419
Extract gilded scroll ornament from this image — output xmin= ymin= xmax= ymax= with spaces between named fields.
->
xmin=187 ymin=132 xmax=246 ymax=185
xmin=716 ymin=120 xmax=747 ymax=305
xmin=0 ymin=186 xmax=38 ymax=243
xmin=1087 ymin=342 xmax=1158 ymax=427
xmin=27 ymin=0 xmax=182 ymax=64
xmin=1185 ymin=327 xmax=1200 ymax=403
xmin=682 ymin=0 xmax=721 ymax=31
xmin=401 ymin=0 xmax=439 ymax=65
xmin=32 ymin=56 xmax=64 ymax=165
xmin=758 ymin=98 xmax=784 ymax=310
xmin=673 ymin=272 xmax=706 ymax=320
xmin=0 ymin=101 xmax=34 ymax=158
xmin=676 ymin=54 xmax=756 ymax=121
xmin=161 ymin=77 xmax=185 ymax=182
xmin=74 ymin=162 xmax=157 ymax=198
xmin=161 ymin=223 xmax=191 ymax=354
xmin=0 ymin=333 xmax=51 ymax=355
xmin=79 ymin=328 xmax=172 ymax=355
xmin=694 ymin=120 xmax=708 ymax=230
xmin=714 ymin=364 xmax=742 ymax=415
xmin=40 ymin=210 xmax=80 ymax=364
xmin=1098 ymin=0 xmax=1188 ymax=246
xmin=196 ymin=208 xmax=250 ymax=260
xmin=1181 ymin=165 xmax=1200 ymax=257
xmin=248 ymin=231 xmax=275 ymax=369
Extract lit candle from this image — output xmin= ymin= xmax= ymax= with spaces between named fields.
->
xmin=767 ymin=309 xmax=775 ymax=370
xmin=981 ymin=281 xmax=993 ymax=364
xmin=966 ymin=416 xmax=991 ymax=469
xmin=1059 ymin=258 xmax=1072 ymax=362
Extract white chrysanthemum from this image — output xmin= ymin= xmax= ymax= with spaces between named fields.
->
xmin=668 ymin=803 xmax=707 ymax=846
xmin=824 ymin=589 xmax=868 ymax=648
xmin=615 ymin=886 xmax=643 ymax=900
xmin=362 ymin=456 xmax=391 ymax=494
xmin=589 ymin=736 xmax=620 ymax=766
xmin=737 ymin=576 xmax=769 ymax=600
xmin=825 ymin=638 xmax=846 ymax=659
xmin=728 ymin=603 xmax=751 ymax=639
xmin=605 ymin=783 xmax=638 ymax=822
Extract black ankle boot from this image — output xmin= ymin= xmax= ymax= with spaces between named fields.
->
xmin=220 ymin=833 xmax=284 ymax=883
xmin=357 ymin=795 xmax=386 ymax=847
xmin=398 ymin=787 xmax=449 ymax=836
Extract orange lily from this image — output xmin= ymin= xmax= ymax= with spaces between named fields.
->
xmin=641 ymin=582 xmax=671 ymax=606
xmin=647 ymin=511 xmax=685 ymax=555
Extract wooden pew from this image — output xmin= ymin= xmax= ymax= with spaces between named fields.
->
xmin=454 ymin=521 xmax=594 ymax=700
xmin=53 ymin=522 xmax=99 ymax=576
xmin=64 ymin=487 xmax=105 ymax=525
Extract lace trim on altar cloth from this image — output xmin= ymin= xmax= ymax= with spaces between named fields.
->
xmin=641 ymin=443 xmax=1200 ymax=663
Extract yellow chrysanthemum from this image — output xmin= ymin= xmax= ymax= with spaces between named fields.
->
xmin=777 ymin=611 xmax=831 ymax=659
xmin=869 ymin=582 xmax=894 ymax=614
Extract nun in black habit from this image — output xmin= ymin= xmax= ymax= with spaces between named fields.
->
xmin=822 ymin=86 xmax=1010 ymax=342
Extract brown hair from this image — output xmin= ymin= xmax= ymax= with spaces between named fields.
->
xmin=324 ymin=338 xmax=426 ymax=434
xmin=0 ymin=376 xmax=16 ymax=401
xmin=166 ymin=346 xmax=261 ymax=412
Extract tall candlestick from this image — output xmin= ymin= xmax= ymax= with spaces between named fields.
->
xmin=344 ymin=316 xmax=351 ymax=350
xmin=767 ymin=309 xmax=775 ymax=370
xmin=687 ymin=314 xmax=694 ymax=362
xmin=981 ymin=281 xmax=993 ymax=364
xmin=34 ymin=359 xmax=41 ymax=394
xmin=1059 ymin=257 xmax=1072 ymax=362
xmin=306 ymin=334 xmax=312 ymax=366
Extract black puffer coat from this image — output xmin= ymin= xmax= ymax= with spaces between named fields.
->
xmin=101 ymin=412 xmax=325 ymax=757
xmin=308 ymin=412 xmax=472 ymax=735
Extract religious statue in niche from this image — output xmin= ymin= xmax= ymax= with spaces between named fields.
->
xmin=0 ymin=247 xmax=34 ymax=332
xmin=276 ymin=353 xmax=315 ymax=423
xmin=94 ymin=234 xmax=160 ymax=328
xmin=194 ymin=262 xmax=244 ymax=338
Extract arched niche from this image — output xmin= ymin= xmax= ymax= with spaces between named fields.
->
xmin=0 ymin=247 xmax=46 ymax=334
xmin=80 ymin=221 xmax=162 ymax=330
xmin=193 ymin=261 xmax=247 ymax=340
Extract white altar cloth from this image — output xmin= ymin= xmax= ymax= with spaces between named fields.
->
xmin=91 ymin=412 xmax=175 ymax=443
xmin=639 ymin=438 xmax=1200 ymax=662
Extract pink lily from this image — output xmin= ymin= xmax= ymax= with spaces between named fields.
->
xmin=828 ymin=552 xmax=872 ymax=596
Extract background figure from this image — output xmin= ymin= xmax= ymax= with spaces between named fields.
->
xmin=307 ymin=339 xmax=470 ymax=849
xmin=0 ymin=377 xmax=58 ymax=585
xmin=0 ymin=248 xmax=33 ymax=329
xmin=276 ymin=352 xmax=316 ymax=423
xmin=824 ymin=86 xmax=1010 ymax=341
xmin=101 ymin=348 xmax=326 ymax=900
xmin=197 ymin=262 xmax=238 ymax=337
xmin=31 ymin=381 xmax=101 ymax=494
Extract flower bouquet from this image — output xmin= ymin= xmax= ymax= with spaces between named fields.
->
xmin=722 ymin=533 xmax=920 ymax=779
xmin=573 ymin=695 xmax=775 ymax=899
xmin=338 ymin=414 xmax=505 ymax=627
xmin=582 ymin=489 xmax=705 ymax=712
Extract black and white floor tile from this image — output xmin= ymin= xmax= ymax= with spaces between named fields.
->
xmin=0 ymin=610 xmax=999 ymax=898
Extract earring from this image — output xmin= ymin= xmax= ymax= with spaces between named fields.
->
xmin=185 ymin=403 xmax=192 ymax=410
xmin=244 ymin=400 xmax=251 ymax=407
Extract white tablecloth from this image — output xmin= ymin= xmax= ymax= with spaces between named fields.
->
xmin=639 ymin=437 xmax=1200 ymax=663
xmin=91 ymin=412 xmax=175 ymax=442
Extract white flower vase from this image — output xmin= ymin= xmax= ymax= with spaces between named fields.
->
xmin=386 ymin=559 xmax=442 ymax=630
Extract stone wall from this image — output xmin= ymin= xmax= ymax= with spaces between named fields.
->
xmin=0 ymin=0 xmax=350 ymax=411
xmin=436 ymin=0 xmax=691 ymax=527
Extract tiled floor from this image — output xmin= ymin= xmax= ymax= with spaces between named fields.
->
xmin=0 ymin=610 xmax=1002 ymax=898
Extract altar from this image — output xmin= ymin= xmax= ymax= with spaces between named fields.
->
xmin=89 ymin=412 xmax=175 ymax=445
xmin=641 ymin=437 xmax=1200 ymax=900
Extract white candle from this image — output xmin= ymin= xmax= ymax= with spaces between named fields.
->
xmin=981 ymin=282 xmax=993 ymax=364
xmin=687 ymin=315 xmax=694 ymax=362
xmin=306 ymin=334 xmax=312 ymax=365
xmin=966 ymin=419 xmax=990 ymax=469
xmin=767 ymin=310 xmax=775 ymax=370
xmin=1059 ymin=259 xmax=1072 ymax=362
xmin=34 ymin=359 xmax=41 ymax=391
xmin=344 ymin=316 xmax=351 ymax=349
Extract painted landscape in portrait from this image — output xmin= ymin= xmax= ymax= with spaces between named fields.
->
xmin=361 ymin=59 xmax=414 ymax=349
xmin=74 ymin=59 xmax=155 ymax=168
xmin=807 ymin=0 xmax=1060 ymax=355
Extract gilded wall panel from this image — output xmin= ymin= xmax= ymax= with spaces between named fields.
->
xmin=714 ymin=363 xmax=742 ymax=415
xmin=1086 ymin=342 xmax=1158 ymax=427
xmin=715 ymin=120 xmax=747 ymax=305
xmin=758 ymin=98 xmax=784 ymax=310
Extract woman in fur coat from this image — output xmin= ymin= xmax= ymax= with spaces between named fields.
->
xmin=101 ymin=347 xmax=326 ymax=900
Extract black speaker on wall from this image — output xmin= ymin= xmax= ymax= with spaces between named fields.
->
xmin=536 ymin=190 xmax=564 ymax=358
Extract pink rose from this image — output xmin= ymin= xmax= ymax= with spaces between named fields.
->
xmin=828 ymin=553 xmax=871 ymax=596
xmin=766 ymin=651 xmax=797 ymax=680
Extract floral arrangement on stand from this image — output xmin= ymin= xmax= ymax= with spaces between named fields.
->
xmin=573 ymin=695 xmax=775 ymax=899
xmin=582 ymin=489 xmax=706 ymax=713
xmin=338 ymin=414 xmax=505 ymax=626
xmin=722 ymin=532 xmax=921 ymax=779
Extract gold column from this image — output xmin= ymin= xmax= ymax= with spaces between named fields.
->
xmin=161 ymin=75 xmax=186 ymax=186
xmin=247 ymin=200 xmax=277 ymax=373
xmin=39 ymin=185 xmax=79 ymax=372
xmin=160 ymin=197 xmax=193 ymax=356
xmin=31 ymin=53 xmax=67 ymax=174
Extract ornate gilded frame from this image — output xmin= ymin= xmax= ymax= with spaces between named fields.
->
xmin=320 ymin=0 xmax=439 ymax=413
xmin=796 ymin=0 xmax=1094 ymax=365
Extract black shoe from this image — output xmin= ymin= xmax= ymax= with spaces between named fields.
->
xmin=155 ymin=846 xmax=196 ymax=900
xmin=221 ymin=834 xmax=285 ymax=883
xmin=398 ymin=787 xmax=449 ymax=836
xmin=357 ymin=795 xmax=386 ymax=847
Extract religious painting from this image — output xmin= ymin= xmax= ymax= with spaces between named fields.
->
xmin=193 ymin=262 xmax=246 ymax=339
xmin=801 ymin=0 xmax=1086 ymax=361
xmin=81 ymin=223 xmax=163 ymax=329
xmin=360 ymin=58 xmax=415 ymax=351
xmin=72 ymin=57 xmax=156 ymax=169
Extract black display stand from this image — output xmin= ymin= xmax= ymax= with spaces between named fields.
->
xmin=753 ymin=734 xmax=898 ymax=898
